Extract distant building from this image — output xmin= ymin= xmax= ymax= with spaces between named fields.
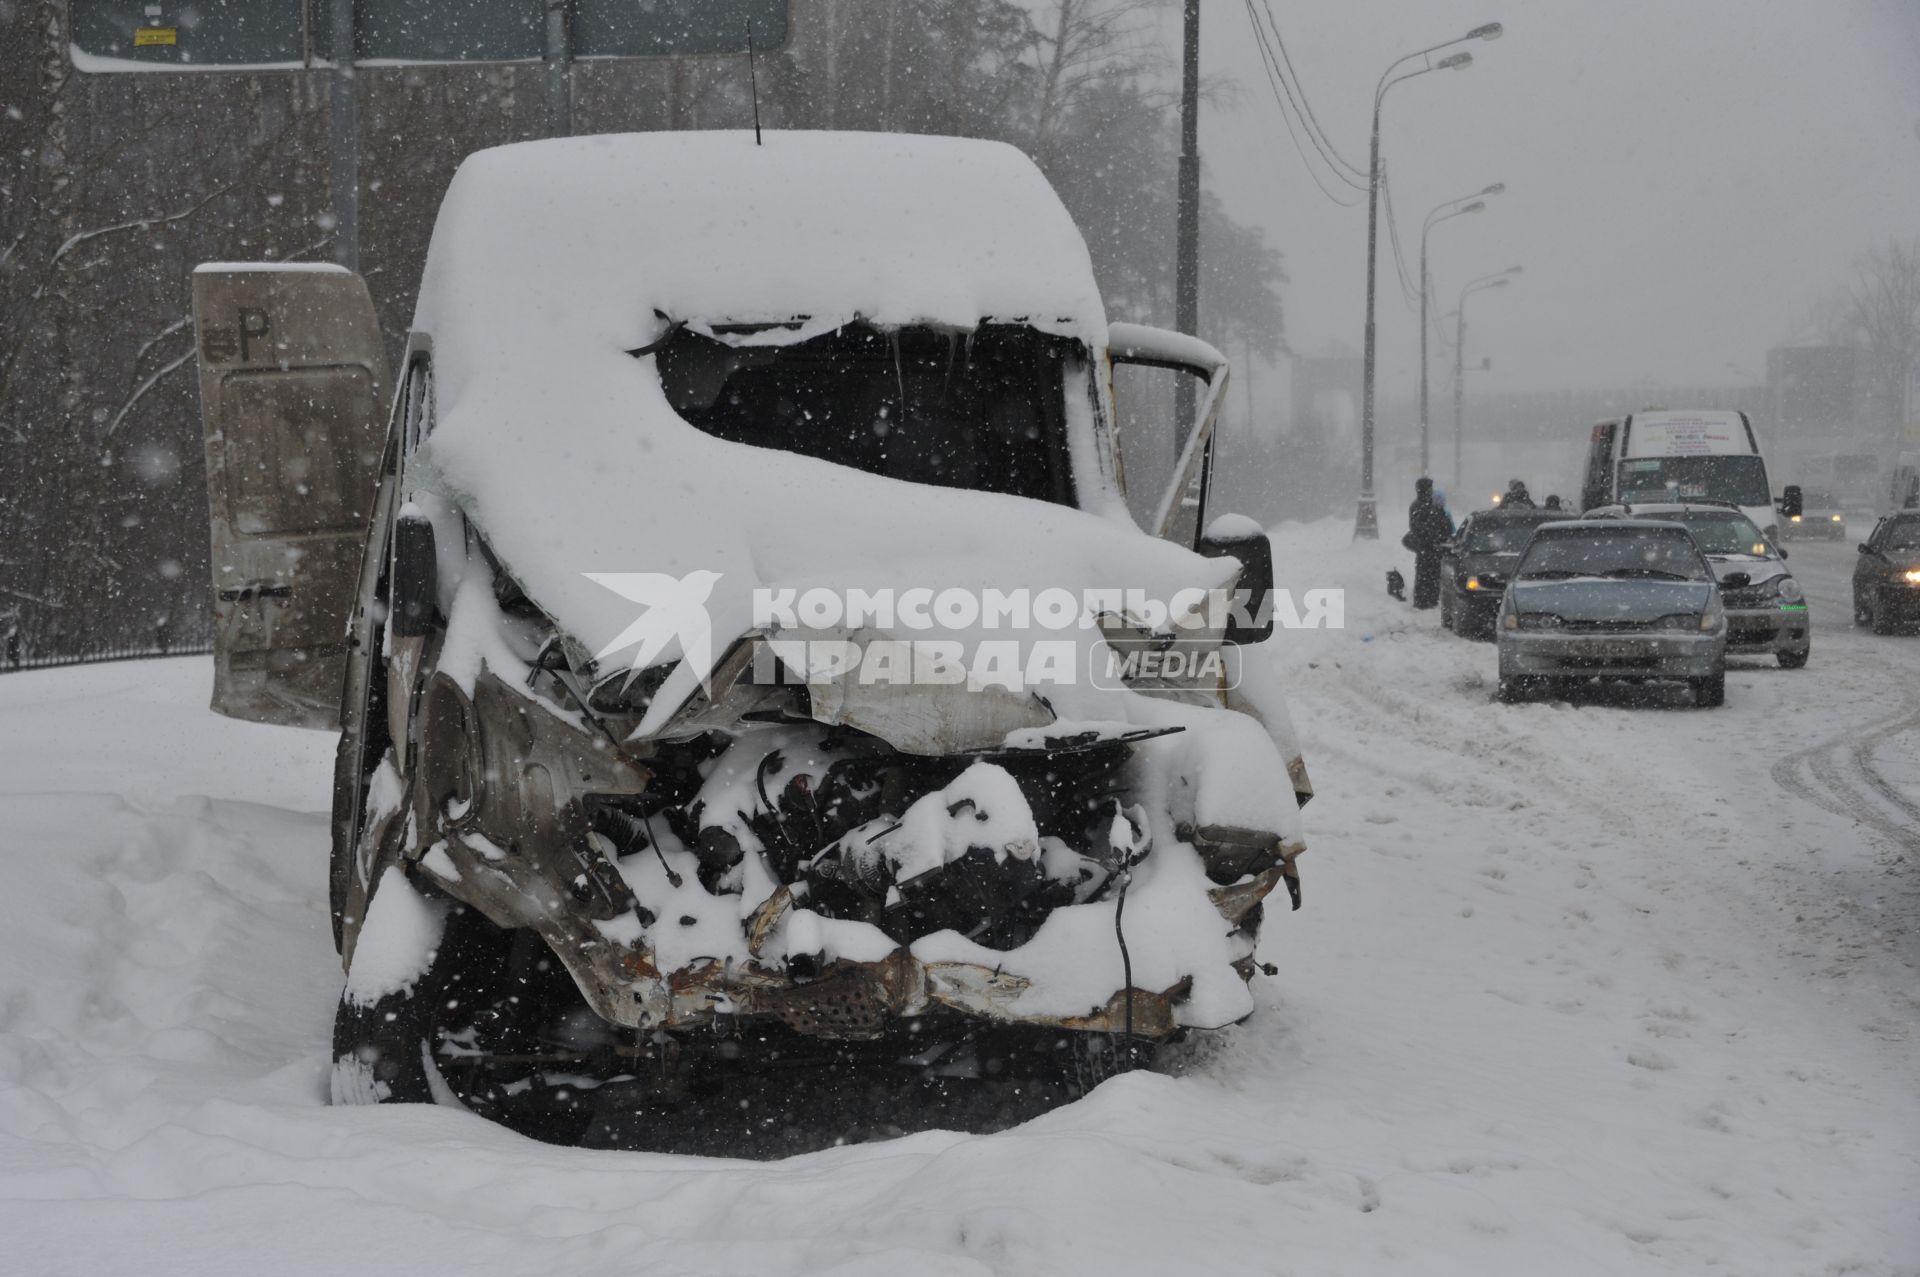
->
xmin=1765 ymin=345 xmax=1862 ymax=443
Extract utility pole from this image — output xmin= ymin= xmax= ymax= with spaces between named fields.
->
xmin=1452 ymin=267 xmax=1519 ymax=489
xmin=1176 ymin=0 xmax=1201 ymax=432
xmin=1351 ymin=23 xmax=1501 ymax=539
xmin=328 ymin=0 xmax=357 ymax=269
xmin=545 ymin=0 xmax=573 ymax=137
xmin=1420 ymin=185 xmax=1499 ymax=478
xmin=1356 ymin=107 xmax=1385 ymax=537
xmin=1452 ymin=309 xmax=1467 ymax=491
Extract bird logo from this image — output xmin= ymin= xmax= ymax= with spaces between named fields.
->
xmin=583 ymin=570 xmax=724 ymax=692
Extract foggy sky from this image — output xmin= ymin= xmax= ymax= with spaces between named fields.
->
xmin=1183 ymin=0 xmax=1920 ymax=395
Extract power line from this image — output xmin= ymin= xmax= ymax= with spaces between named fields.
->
xmin=1244 ymin=0 xmax=1364 ymax=195
xmin=1249 ymin=0 xmax=1364 ymax=193
xmin=1256 ymin=0 xmax=1367 ymax=183
xmin=1240 ymin=0 xmax=1362 ymax=206
xmin=1379 ymin=168 xmax=1421 ymax=308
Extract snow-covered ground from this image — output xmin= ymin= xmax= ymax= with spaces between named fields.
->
xmin=0 ymin=521 xmax=1914 ymax=1275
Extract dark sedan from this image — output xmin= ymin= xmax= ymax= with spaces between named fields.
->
xmin=1854 ymin=511 xmax=1920 ymax=634
xmin=1440 ymin=507 xmax=1578 ymax=638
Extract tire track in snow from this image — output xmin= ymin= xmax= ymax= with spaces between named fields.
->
xmin=1770 ymin=692 xmax=1920 ymax=856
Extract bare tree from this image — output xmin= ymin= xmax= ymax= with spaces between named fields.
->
xmin=1024 ymin=0 xmax=1170 ymax=164
xmin=1847 ymin=238 xmax=1920 ymax=449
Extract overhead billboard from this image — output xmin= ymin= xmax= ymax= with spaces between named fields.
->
xmin=70 ymin=0 xmax=789 ymax=70
xmin=70 ymin=1 xmax=308 ymax=68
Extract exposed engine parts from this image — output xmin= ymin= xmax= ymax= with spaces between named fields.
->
xmin=613 ymin=726 xmax=1141 ymax=952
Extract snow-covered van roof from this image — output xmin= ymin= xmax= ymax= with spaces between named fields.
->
xmin=412 ymin=130 xmax=1108 ymax=345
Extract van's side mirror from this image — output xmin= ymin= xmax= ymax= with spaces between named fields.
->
xmin=1197 ymin=515 xmax=1274 ymax=645
xmin=1858 ymin=542 xmax=1874 ymax=556
xmin=392 ymin=511 xmax=438 ymax=638
xmin=1780 ymin=485 xmax=1803 ymax=519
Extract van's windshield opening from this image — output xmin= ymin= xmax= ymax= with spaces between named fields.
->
xmin=1617 ymin=455 xmax=1769 ymax=508
xmin=656 ymin=322 xmax=1076 ymax=506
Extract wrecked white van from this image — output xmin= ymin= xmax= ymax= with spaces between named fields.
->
xmin=192 ymin=131 xmax=1312 ymax=1136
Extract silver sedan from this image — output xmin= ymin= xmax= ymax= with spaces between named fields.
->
xmin=1497 ymin=520 xmax=1728 ymax=707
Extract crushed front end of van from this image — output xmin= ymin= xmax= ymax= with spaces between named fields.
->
xmin=193 ymin=132 xmax=1312 ymax=1139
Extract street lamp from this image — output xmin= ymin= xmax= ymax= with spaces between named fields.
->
xmin=1354 ymin=22 xmax=1504 ymax=540
xmin=1420 ymin=182 xmax=1504 ymax=476
xmin=1453 ymin=265 xmax=1523 ymax=491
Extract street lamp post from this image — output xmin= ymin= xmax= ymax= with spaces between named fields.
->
xmin=1452 ymin=265 xmax=1523 ymax=491
xmin=1354 ymin=22 xmax=1502 ymax=540
xmin=1420 ymin=183 xmax=1503 ymax=476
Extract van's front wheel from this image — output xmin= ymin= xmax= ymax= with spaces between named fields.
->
xmin=330 ymin=869 xmax=593 ymax=1141
xmin=329 ymin=868 xmax=454 ymax=1107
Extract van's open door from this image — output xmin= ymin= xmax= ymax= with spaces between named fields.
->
xmin=1106 ymin=322 xmax=1230 ymax=546
xmin=192 ymin=265 xmax=389 ymax=729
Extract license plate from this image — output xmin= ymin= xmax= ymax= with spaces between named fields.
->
xmin=1586 ymin=640 xmax=1650 ymax=659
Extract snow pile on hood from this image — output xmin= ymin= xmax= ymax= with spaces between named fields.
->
xmin=406 ymin=131 xmax=1227 ymax=676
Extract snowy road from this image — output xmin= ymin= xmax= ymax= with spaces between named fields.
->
xmin=0 ymin=522 xmax=1914 ymax=1275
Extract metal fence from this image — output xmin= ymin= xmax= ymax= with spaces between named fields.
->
xmin=0 ymin=637 xmax=214 ymax=676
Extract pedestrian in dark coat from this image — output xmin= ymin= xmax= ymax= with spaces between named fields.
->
xmin=1504 ymin=479 xmax=1535 ymax=509
xmin=1406 ymin=477 xmax=1454 ymax=609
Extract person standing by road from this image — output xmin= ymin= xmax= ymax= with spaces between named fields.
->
xmin=1406 ymin=477 xmax=1455 ymax=609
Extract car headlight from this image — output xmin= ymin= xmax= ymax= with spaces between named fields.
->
xmin=1830 ymin=514 xmax=1843 ymax=523
xmin=1774 ymin=576 xmax=1804 ymax=603
xmin=1790 ymin=514 xmax=1802 ymax=523
xmin=1514 ymin=613 xmax=1564 ymax=631
xmin=1904 ymin=568 xmax=1920 ymax=585
xmin=1700 ymin=604 xmax=1725 ymax=633
xmin=1652 ymin=613 xmax=1700 ymax=632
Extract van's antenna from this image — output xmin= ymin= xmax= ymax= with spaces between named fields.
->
xmin=746 ymin=23 xmax=763 ymax=145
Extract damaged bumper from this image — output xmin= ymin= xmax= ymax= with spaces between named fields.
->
xmin=399 ymin=660 xmax=1302 ymax=1043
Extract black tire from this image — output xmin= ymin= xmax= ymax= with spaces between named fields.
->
xmin=330 ymin=869 xmax=454 ymax=1107
xmin=1870 ymin=589 xmax=1897 ymax=636
xmin=1440 ymin=587 xmax=1455 ymax=632
xmin=1777 ymin=646 xmax=1809 ymax=669
xmin=1691 ymin=671 xmax=1726 ymax=708
xmin=331 ymin=870 xmax=595 ymax=1142
xmin=1496 ymin=675 xmax=1535 ymax=704
xmin=1854 ymin=590 xmax=1871 ymax=626
xmin=1066 ymin=1032 xmax=1157 ymax=1097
